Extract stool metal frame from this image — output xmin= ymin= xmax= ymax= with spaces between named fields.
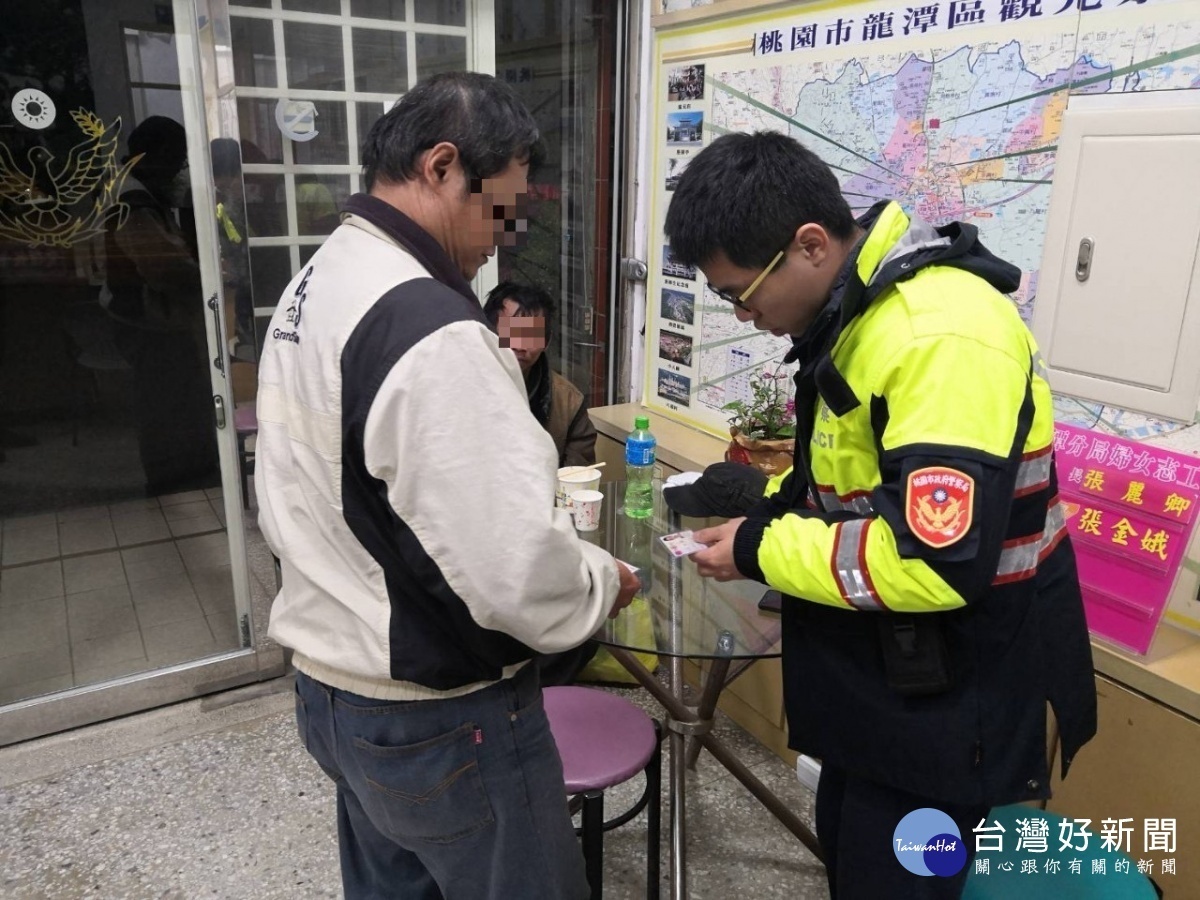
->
xmin=567 ymin=719 xmax=664 ymax=900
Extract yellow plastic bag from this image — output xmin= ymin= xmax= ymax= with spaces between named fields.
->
xmin=578 ymin=596 xmax=658 ymax=684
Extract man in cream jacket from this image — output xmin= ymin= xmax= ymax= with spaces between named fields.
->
xmin=255 ymin=72 xmax=638 ymax=900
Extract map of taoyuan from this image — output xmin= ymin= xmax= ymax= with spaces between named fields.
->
xmin=689 ymin=19 xmax=1200 ymax=427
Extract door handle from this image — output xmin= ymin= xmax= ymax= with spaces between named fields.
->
xmin=207 ymin=293 xmax=225 ymax=373
xmin=1075 ymin=238 xmax=1094 ymax=283
xmin=213 ymin=394 xmax=227 ymax=429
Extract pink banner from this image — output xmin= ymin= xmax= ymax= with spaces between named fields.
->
xmin=1054 ymin=424 xmax=1200 ymax=654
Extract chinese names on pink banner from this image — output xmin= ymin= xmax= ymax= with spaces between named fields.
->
xmin=1053 ymin=423 xmax=1200 ymax=654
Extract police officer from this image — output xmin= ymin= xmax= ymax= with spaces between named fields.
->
xmin=664 ymin=132 xmax=1097 ymax=899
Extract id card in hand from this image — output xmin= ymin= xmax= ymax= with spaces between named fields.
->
xmin=659 ymin=530 xmax=707 ymax=558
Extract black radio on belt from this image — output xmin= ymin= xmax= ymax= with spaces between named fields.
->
xmin=877 ymin=614 xmax=953 ymax=696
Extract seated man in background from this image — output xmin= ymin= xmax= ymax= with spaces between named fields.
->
xmin=484 ymin=281 xmax=596 ymax=468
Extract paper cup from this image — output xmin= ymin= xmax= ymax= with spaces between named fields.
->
xmin=570 ymin=489 xmax=604 ymax=531
xmin=556 ymin=467 xmax=602 ymax=508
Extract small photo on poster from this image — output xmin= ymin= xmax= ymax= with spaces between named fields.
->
xmin=666 ymin=111 xmax=704 ymax=146
xmin=665 ymin=155 xmax=692 ymax=192
xmin=667 ymin=64 xmax=705 ymax=102
xmin=659 ymin=331 xmax=694 ymax=366
xmin=657 ymin=369 xmax=692 ymax=406
xmin=662 ymin=244 xmax=697 ymax=280
xmin=660 ymin=287 xmax=695 ymax=325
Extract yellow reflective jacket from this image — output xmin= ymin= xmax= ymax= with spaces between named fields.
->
xmin=735 ymin=202 xmax=1096 ymax=806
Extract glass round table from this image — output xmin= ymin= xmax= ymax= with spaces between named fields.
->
xmin=573 ymin=481 xmax=820 ymax=898
xmin=578 ymin=482 xmax=782 ymax=661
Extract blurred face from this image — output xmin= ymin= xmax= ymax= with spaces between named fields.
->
xmin=449 ymin=159 xmax=531 ymax=280
xmin=700 ymin=224 xmax=843 ymax=338
xmin=496 ymin=299 xmax=547 ymax=373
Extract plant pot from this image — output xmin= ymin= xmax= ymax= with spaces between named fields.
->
xmin=725 ymin=427 xmax=794 ymax=477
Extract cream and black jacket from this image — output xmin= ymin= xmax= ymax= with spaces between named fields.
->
xmin=256 ymin=194 xmax=619 ymax=700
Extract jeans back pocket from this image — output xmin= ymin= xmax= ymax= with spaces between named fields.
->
xmin=350 ymin=722 xmax=495 ymax=845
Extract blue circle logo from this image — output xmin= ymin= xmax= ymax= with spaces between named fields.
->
xmin=893 ymin=808 xmax=967 ymax=877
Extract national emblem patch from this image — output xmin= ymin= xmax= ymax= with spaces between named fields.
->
xmin=906 ymin=466 xmax=974 ymax=548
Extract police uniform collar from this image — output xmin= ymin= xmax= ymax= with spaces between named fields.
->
xmin=782 ymin=216 xmax=878 ymax=416
xmin=782 ymin=228 xmax=868 ymax=368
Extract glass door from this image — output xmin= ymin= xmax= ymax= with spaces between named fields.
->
xmin=0 ymin=0 xmax=276 ymax=744
xmin=493 ymin=0 xmax=620 ymax=409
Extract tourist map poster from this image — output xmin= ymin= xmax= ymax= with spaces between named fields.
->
xmin=643 ymin=0 xmax=1200 ymax=438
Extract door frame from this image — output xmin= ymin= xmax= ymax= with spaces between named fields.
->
xmin=0 ymin=0 xmax=284 ymax=748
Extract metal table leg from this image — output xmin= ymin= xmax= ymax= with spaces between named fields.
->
xmin=684 ymin=631 xmax=734 ymax=770
xmin=666 ymin=510 xmax=688 ymax=900
xmin=605 ymin=646 xmax=825 ymax=868
xmin=667 ymin=655 xmax=687 ymax=899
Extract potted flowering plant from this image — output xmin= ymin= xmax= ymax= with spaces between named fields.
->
xmin=722 ymin=370 xmax=796 ymax=476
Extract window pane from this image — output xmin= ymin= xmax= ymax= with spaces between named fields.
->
xmin=254 ymin=313 xmax=273 ymax=359
xmin=231 ymin=16 xmax=277 ymax=88
xmin=236 ymin=97 xmax=284 ymax=164
xmin=284 ymin=22 xmax=344 ymax=91
xmin=351 ymin=0 xmax=406 ymax=19
xmin=250 ymin=247 xmax=296 ymax=314
xmin=415 ymin=0 xmax=466 ymax=26
xmin=131 ymin=88 xmax=184 ymax=125
xmin=352 ymin=28 xmax=408 ymax=94
xmin=233 ymin=0 xmax=272 ymax=7
xmin=495 ymin=0 xmax=617 ymax=408
xmin=124 ymin=28 xmax=180 ymax=85
xmin=356 ymin=100 xmax=391 ymax=165
xmin=282 ymin=0 xmax=341 ymax=13
xmin=296 ymin=176 xmax=351 ymax=235
xmin=243 ymin=174 xmax=288 ymax=237
xmin=299 ymin=244 xmax=324 ymax=268
xmin=414 ymin=34 xmax=465 ymax=80
xmin=290 ymin=100 xmax=349 ymax=165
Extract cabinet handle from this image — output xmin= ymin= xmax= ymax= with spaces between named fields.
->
xmin=1075 ymin=238 xmax=1094 ymax=283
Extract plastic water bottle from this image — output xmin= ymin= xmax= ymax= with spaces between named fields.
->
xmin=624 ymin=415 xmax=656 ymax=519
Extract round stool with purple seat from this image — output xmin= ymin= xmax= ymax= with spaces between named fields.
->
xmin=543 ymin=685 xmax=664 ymax=900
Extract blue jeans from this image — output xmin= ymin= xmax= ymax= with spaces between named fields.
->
xmin=294 ymin=665 xmax=588 ymax=900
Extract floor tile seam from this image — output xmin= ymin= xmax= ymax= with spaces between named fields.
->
xmin=68 ymin=619 xmax=148 ymax=680
xmin=143 ymin=613 xmax=221 ymax=651
xmin=0 ymin=530 xmax=229 ymax=574
xmin=131 ymin=591 xmax=203 ymax=632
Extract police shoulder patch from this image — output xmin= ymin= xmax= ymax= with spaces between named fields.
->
xmin=905 ymin=466 xmax=974 ymax=549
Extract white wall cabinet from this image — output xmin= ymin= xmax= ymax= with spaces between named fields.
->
xmin=1032 ymin=91 xmax=1200 ymax=422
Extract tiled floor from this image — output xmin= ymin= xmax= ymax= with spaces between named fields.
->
xmin=0 ymin=489 xmax=242 ymax=705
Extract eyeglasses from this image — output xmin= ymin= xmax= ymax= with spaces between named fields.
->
xmin=706 ymin=249 xmax=785 ymax=311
